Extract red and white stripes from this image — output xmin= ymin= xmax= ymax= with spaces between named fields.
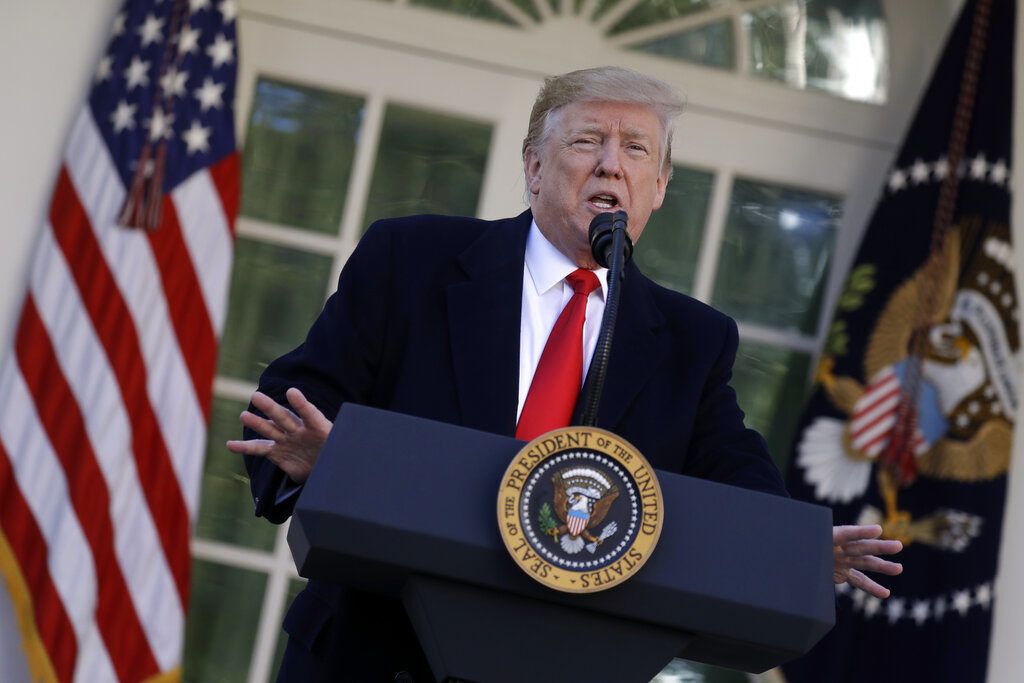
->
xmin=850 ymin=367 xmax=929 ymax=458
xmin=0 ymin=104 xmax=236 ymax=681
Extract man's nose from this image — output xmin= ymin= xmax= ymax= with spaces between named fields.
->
xmin=595 ymin=143 xmax=623 ymax=178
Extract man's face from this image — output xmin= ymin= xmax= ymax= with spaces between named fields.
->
xmin=524 ymin=100 xmax=670 ymax=269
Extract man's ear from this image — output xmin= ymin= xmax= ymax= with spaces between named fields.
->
xmin=524 ymin=149 xmax=542 ymax=196
xmin=652 ymin=167 xmax=669 ymax=211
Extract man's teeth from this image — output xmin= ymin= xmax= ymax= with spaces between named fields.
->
xmin=592 ymin=195 xmax=616 ymax=208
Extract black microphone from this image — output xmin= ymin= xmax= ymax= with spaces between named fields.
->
xmin=579 ymin=211 xmax=630 ymax=427
xmin=588 ymin=210 xmax=633 ymax=269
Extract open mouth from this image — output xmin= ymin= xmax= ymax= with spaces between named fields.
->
xmin=588 ymin=193 xmax=620 ymax=210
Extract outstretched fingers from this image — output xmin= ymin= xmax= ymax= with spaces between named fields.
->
xmin=847 ymin=554 xmax=904 ymax=576
xmin=250 ymin=390 xmax=302 ymax=433
xmin=285 ymin=387 xmax=332 ymax=435
xmin=239 ymin=409 xmax=286 ymax=442
xmin=841 ymin=538 xmax=903 ymax=558
xmin=845 ymin=569 xmax=891 ymax=599
xmin=226 ymin=438 xmax=275 ymax=456
xmin=227 ymin=387 xmax=333 ymax=485
xmin=833 ymin=524 xmax=882 ymax=545
xmin=832 ymin=524 xmax=904 ymax=599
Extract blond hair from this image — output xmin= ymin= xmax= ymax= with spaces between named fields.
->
xmin=522 ymin=66 xmax=685 ymax=175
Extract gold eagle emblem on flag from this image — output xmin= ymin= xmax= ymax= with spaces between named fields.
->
xmin=798 ymin=223 xmax=1018 ymax=552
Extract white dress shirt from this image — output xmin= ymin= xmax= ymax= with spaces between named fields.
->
xmin=517 ymin=220 xmax=608 ymax=421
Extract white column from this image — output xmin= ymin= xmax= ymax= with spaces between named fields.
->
xmin=987 ymin=0 xmax=1024 ymax=678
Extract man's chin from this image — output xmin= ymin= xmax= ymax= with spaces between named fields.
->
xmin=570 ymin=243 xmax=600 ymax=270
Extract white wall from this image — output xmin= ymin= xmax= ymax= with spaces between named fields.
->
xmin=0 ymin=0 xmax=120 ymax=345
xmin=0 ymin=1 xmax=119 ymax=678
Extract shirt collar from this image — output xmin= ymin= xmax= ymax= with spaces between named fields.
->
xmin=525 ymin=219 xmax=608 ymax=300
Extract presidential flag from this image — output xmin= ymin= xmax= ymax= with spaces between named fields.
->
xmin=783 ymin=0 xmax=1015 ymax=680
xmin=0 ymin=0 xmax=238 ymax=680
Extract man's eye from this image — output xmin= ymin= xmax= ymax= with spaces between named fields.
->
xmin=573 ymin=138 xmax=597 ymax=147
xmin=627 ymin=144 xmax=648 ymax=155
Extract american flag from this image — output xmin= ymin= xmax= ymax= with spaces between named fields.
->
xmin=849 ymin=365 xmax=931 ymax=458
xmin=0 ymin=0 xmax=237 ymax=680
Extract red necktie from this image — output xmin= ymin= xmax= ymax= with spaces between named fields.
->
xmin=516 ymin=268 xmax=601 ymax=441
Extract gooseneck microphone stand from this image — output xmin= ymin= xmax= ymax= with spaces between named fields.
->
xmin=579 ymin=210 xmax=632 ymax=427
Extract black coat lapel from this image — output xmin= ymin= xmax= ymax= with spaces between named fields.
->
xmin=579 ymin=262 xmax=669 ymax=431
xmin=446 ymin=211 xmax=531 ymax=436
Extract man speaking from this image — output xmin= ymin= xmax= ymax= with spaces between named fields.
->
xmin=228 ymin=66 xmax=902 ymax=681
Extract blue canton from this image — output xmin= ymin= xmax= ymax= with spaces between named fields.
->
xmin=90 ymin=0 xmax=238 ymax=192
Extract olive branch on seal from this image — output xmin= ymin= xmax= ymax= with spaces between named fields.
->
xmin=538 ymin=502 xmax=557 ymax=535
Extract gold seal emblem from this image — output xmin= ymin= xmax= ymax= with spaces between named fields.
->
xmin=497 ymin=427 xmax=664 ymax=593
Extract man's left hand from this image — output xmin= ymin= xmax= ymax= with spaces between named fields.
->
xmin=833 ymin=524 xmax=903 ymax=599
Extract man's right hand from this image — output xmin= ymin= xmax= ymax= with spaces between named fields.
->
xmin=226 ymin=388 xmax=332 ymax=484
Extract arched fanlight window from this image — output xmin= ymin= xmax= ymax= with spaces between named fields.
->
xmin=406 ymin=0 xmax=889 ymax=103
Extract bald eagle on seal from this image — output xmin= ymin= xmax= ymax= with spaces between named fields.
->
xmin=548 ymin=467 xmax=619 ymax=554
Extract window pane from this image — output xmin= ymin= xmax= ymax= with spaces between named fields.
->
xmin=606 ymin=0 xmax=712 ymax=33
xmin=630 ymin=20 xmax=735 ymax=70
xmin=712 ymin=178 xmax=840 ymax=335
xmin=591 ymin=0 xmax=616 ymax=20
xmin=731 ymin=340 xmax=812 ymax=471
xmin=633 ymin=165 xmax=713 ymax=294
xmin=196 ymin=397 xmax=278 ymax=551
xmin=511 ymin=0 xmax=542 ymax=21
xmin=746 ymin=0 xmax=888 ymax=103
xmin=183 ymin=560 xmax=267 ymax=682
xmin=218 ymin=239 xmax=334 ymax=383
xmin=409 ymin=0 xmax=518 ymax=25
xmin=362 ymin=104 xmax=492 ymax=228
xmin=241 ymin=78 xmax=366 ymax=233
xmin=271 ymin=579 xmax=309 ymax=677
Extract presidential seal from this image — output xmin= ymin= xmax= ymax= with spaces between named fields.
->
xmin=497 ymin=427 xmax=663 ymax=593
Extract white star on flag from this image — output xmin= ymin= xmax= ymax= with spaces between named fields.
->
xmin=124 ymin=57 xmax=151 ymax=90
xmin=110 ymin=100 xmax=137 ymax=132
xmin=863 ymin=595 xmax=882 ymax=618
xmin=194 ymin=77 xmax=225 ymax=111
xmin=219 ymin=0 xmax=239 ymax=22
xmin=970 ymin=153 xmax=989 ymax=180
xmin=160 ymin=67 xmax=189 ymax=97
xmin=885 ymin=597 xmax=906 ymax=624
xmin=888 ymin=169 xmax=908 ymax=192
xmin=178 ymin=25 xmax=201 ymax=55
xmin=952 ymin=589 xmax=972 ymax=616
xmin=990 ymin=160 xmax=1009 ymax=185
xmin=137 ymin=13 xmax=165 ymax=47
xmin=976 ymin=583 xmax=993 ymax=609
xmin=911 ymin=599 xmax=930 ymax=625
xmin=206 ymin=34 xmax=234 ymax=68
xmin=189 ymin=0 xmax=212 ymax=11
xmin=910 ymin=159 xmax=930 ymax=184
xmin=933 ymin=156 xmax=949 ymax=179
xmin=147 ymin=107 xmax=175 ymax=141
xmin=183 ymin=121 xmax=212 ymax=154
xmin=112 ymin=12 xmax=126 ymax=36
xmin=96 ymin=55 xmax=113 ymax=83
